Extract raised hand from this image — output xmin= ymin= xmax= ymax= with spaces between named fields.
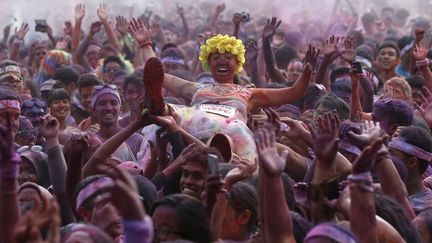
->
xmin=97 ymin=3 xmax=110 ymax=22
xmin=14 ymin=23 xmax=29 ymax=40
xmin=65 ymin=132 xmax=90 ymax=154
xmin=262 ymin=17 xmax=281 ymax=40
xmin=414 ymin=86 xmax=432 ymax=128
xmin=176 ymin=5 xmax=185 ymax=17
xmin=303 ymin=44 xmax=320 ymax=70
xmin=74 ymin=3 xmax=86 ymax=21
xmin=89 ymin=21 xmax=102 ymax=35
xmin=346 ymin=120 xmax=386 ymax=150
xmin=128 ymin=18 xmax=152 ymax=45
xmin=3 ymin=24 xmax=11 ymax=39
xmin=39 ymin=114 xmax=59 ymax=139
xmin=255 ymin=127 xmax=289 ymax=176
xmin=98 ymin=163 xmax=146 ymax=220
xmin=215 ymin=3 xmax=226 ymax=14
xmin=245 ymin=40 xmax=258 ymax=62
xmin=308 ymin=112 xmax=340 ymax=165
xmin=115 ymin=16 xmax=128 ymax=35
xmin=224 ymin=158 xmax=256 ymax=189
xmin=282 ymin=117 xmax=312 ymax=142
xmin=233 ymin=13 xmax=242 ymax=25
xmin=340 ymin=37 xmax=356 ymax=63
xmin=150 ymin=115 xmax=179 ymax=133
xmin=413 ymin=42 xmax=428 ymax=61
xmin=323 ymin=35 xmax=340 ymax=58
xmin=352 ymin=138 xmax=383 ymax=174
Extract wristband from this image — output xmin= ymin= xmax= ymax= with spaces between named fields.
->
xmin=348 ymin=172 xmax=373 ymax=192
xmin=139 ymin=41 xmax=152 ymax=48
xmin=0 ymin=152 xmax=21 ymax=179
xmin=416 ymin=58 xmax=430 ymax=68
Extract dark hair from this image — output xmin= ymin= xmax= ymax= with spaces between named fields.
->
xmin=47 ymin=88 xmax=70 ymax=106
xmin=331 ymin=77 xmax=352 ymax=94
xmin=133 ymin=175 xmax=157 ymax=211
xmin=53 ymin=67 xmax=79 ymax=86
xmin=123 ymin=75 xmax=144 ymax=93
xmin=103 ymin=55 xmax=125 ymax=69
xmin=274 ymin=45 xmax=298 ymax=69
xmin=227 ymin=182 xmax=258 ymax=234
xmin=150 ymin=194 xmax=212 ymax=243
xmin=373 ymin=99 xmax=413 ymax=127
xmin=395 ymin=8 xmax=409 ymax=20
xmin=374 ymin=193 xmax=421 ymax=242
xmin=330 ymin=67 xmax=350 ymax=84
xmin=378 ymin=41 xmax=401 ymax=58
xmin=399 ymin=126 xmax=432 ymax=174
xmin=24 ymin=80 xmax=39 ymax=98
xmin=0 ymin=85 xmax=20 ymax=101
xmin=406 ymin=75 xmax=425 ymax=89
xmin=78 ymin=74 xmax=103 ymax=91
xmin=183 ymin=146 xmax=223 ymax=170
xmin=315 ymin=93 xmax=351 ymax=120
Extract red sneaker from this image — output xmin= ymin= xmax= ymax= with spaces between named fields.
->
xmin=143 ymin=57 xmax=165 ymax=115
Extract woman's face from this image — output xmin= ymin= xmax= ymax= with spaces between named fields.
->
xmin=16 ymin=119 xmax=37 ymax=146
xmin=152 ymin=205 xmax=182 ymax=242
xmin=209 ymin=52 xmax=238 ymax=83
xmin=49 ymin=99 xmax=70 ymax=121
xmin=18 ymin=158 xmax=38 ymax=185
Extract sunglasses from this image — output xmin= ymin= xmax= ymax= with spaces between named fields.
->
xmin=94 ymin=84 xmax=119 ymax=92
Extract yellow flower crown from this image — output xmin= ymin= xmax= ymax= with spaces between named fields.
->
xmin=199 ymin=34 xmax=245 ymax=74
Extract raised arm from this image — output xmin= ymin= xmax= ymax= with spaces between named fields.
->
xmin=97 ymin=3 xmax=120 ymax=52
xmin=262 ymin=18 xmax=286 ymax=83
xmin=176 ymin=5 xmax=190 ymax=45
xmin=350 ymin=69 xmax=364 ymax=120
xmin=2 ymin=24 xmax=10 ymax=47
xmin=349 ymin=138 xmax=381 ymax=243
xmin=72 ymin=3 xmax=85 ymax=59
xmin=75 ymin=21 xmax=102 ymax=71
xmin=413 ymin=42 xmax=432 ymax=91
xmin=315 ymin=36 xmax=340 ymax=89
xmin=249 ymin=45 xmax=318 ymax=109
xmin=39 ymin=114 xmax=75 ymax=225
xmin=128 ymin=18 xmax=198 ymax=100
xmin=82 ymin=117 xmax=145 ymax=178
xmin=245 ymin=40 xmax=266 ymax=87
xmin=38 ymin=23 xmax=56 ymax=48
xmin=255 ymin=127 xmax=295 ymax=243
xmin=8 ymin=23 xmax=29 ymax=61
xmin=210 ymin=3 xmax=225 ymax=33
xmin=232 ymin=13 xmax=241 ymax=38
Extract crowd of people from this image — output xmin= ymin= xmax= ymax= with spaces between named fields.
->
xmin=1 ymin=1 xmax=432 ymax=242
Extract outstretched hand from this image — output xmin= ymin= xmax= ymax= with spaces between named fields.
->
xmin=414 ymin=86 xmax=432 ymax=128
xmin=346 ymin=120 xmax=386 ymax=150
xmin=262 ymin=17 xmax=281 ymax=40
xmin=303 ymin=44 xmax=320 ymax=70
xmin=340 ymin=37 xmax=356 ymax=63
xmin=39 ymin=114 xmax=60 ymax=139
xmin=74 ymin=3 xmax=86 ymax=21
xmin=323 ymin=35 xmax=340 ymax=60
xmin=97 ymin=3 xmax=110 ymax=22
xmin=308 ymin=112 xmax=340 ymax=165
xmin=413 ymin=42 xmax=428 ymax=61
xmin=128 ymin=18 xmax=152 ymax=45
xmin=15 ymin=23 xmax=29 ymax=40
xmin=89 ymin=21 xmax=102 ymax=35
xmin=116 ymin=16 xmax=129 ymax=35
xmin=255 ymin=126 xmax=289 ymax=176
xmin=245 ymin=40 xmax=258 ymax=62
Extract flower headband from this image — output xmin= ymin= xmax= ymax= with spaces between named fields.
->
xmin=199 ymin=34 xmax=245 ymax=73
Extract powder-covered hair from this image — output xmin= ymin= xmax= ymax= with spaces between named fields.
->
xmin=199 ymin=34 xmax=245 ymax=73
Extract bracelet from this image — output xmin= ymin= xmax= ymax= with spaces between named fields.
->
xmin=416 ymin=58 xmax=430 ymax=68
xmin=348 ymin=172 xmax=373 ymax=192
xmin=139 ymin=41 xmax=152 ymax=48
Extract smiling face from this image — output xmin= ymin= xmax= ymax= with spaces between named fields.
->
xmin=85 ymin=44 xmax=101 ymax=68
xmin=180 ymin=161 xmax=208 ymax=199
xmin=209 ymin=52 xmax=238 ymax=83
xmin=49 ymin=99 xmax=70 ymax=122
xmin=376 ymin=47 xmax=400 ymax=72
xmin=93 ymin=94 xmax=120 ymax=126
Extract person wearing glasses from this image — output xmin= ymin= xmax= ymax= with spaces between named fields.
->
xmin=101 ymin=56 xmax=125 ymax=84
xmin=91 ymin=84 xmax=143 ymax=161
